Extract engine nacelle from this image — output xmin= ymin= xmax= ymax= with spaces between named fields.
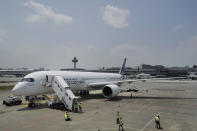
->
xmin=102 ymin=84 xmax=120 ymax=98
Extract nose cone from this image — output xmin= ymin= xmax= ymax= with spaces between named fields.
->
xmin=12 ymin=83 xmax=25 ymax=96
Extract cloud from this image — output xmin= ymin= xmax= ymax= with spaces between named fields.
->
xmin=24 ymin=0 xmax=73 ymax=25
xmin=25 ymin=14 xmax=45 ymax=23
xmin=1 ymin=38 xmax=197 ymax=69
xmin=0 ymin=43 xmax=105 ymax=69
xmin=171 ymin=24 xmax=183 ymax=32
xmin=108 ymin=44 xmax=153 ymax=66
xmin=0 ymin=29 xmax=7 ymax=44
xmin=174 ymin=35 xmax=197 ymax=60
xmin=144 ymin=35 xmax=197 ymax=66
xmin=106 ymin=37 xmax=197 ymax=67
xmin=102 ymin=5 xmax=129 ymax=29
xmin=110 ymin=44 xmax=145 ymax=54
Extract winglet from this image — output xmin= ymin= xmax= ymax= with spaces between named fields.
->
xmin=119 ymin=58 xmax=127 ymax=77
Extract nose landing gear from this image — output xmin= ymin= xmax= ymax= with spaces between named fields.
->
xmin=25 ymin=96 xmax=36 ymax=108
xmin=28 ymin=102 xmax=36 ymax=108
xmin=25 ymin=96 xmax=46 ymax=108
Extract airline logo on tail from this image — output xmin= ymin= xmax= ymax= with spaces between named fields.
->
xmin=119 ymin=58 xmax=126 ymax=78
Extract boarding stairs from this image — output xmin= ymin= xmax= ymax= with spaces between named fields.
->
xmin=51 ymin=76 xmax=80 ymax=111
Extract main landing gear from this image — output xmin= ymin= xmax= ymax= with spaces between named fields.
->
xmin=75 ymin=90 xmax=89 ymax=96
xmin=28 ymin=102 xmax=36 ymax=108
xmin=26 ymin=96 xmax=45 ymax=108
xmin=80 ymin=90 xmax=89 ymax=95
xmin=25 ymin=96 xmax=36 ymax=108
xmin=130 ymin=93 xmax=133 ymax=98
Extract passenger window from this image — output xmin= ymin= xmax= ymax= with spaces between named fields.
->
xmin=21 ymin=78 xmax=34 ymax=82
xmin=29 ymin=78 xmax=34 ymax=82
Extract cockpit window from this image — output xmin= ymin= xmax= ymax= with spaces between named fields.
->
xmin=21 ymin=78 xmax=34 ymax=82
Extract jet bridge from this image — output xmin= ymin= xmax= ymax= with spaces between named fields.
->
xmin=52 ymin=76 xmax=80 ymax=111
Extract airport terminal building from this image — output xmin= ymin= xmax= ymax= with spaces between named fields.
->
xmin=0 ymin=64 xmax=195 ymax=78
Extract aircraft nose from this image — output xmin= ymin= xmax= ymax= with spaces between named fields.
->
xmin=12 ymin=83 xmax=24 ymax=96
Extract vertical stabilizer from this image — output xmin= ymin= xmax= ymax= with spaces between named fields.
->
xmin=119 ymin=58 xmax=127 ymax=77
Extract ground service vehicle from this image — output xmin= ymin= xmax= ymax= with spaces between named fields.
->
xmin=3 ymin=95 xmax=22 ymax=106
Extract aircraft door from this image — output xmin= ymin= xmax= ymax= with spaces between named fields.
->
xmin=41 ymin=75 xmax=53 ymax=87
xmin=41 ymin=75 xmax=46 ymax=87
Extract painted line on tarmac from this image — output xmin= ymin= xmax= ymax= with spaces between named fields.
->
xmin=87 ymin=128 xmax=117 ymax=130
xmin=128 ymin=109 xmax=141 ymax=113
xmin=140 ymin=112 xmax=160 ymax=131
xmin=125 ymin=126 xmax=141 ymax=130
xmin=87 ymin=126 xmax=141 ymax=131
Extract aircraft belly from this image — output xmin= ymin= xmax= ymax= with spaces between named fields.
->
xmin=70 ymin=83 xmax=86 ymax=91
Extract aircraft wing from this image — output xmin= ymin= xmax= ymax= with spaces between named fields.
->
xmin=87 ymin=79 xmax=137 ymax=90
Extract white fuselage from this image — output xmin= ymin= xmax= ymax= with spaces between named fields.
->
xmin=12 ymin=71 xmax=121 ymax=96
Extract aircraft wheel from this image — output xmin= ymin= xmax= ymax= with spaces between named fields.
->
xmin=130 ymin=93 xmax=133 ymax=99
xmin=32 ymin=103 xmax=36 ymax=108
xmin=28 ymin=103 xmax=32 ymax=108
xmin=28 ymin=103 xmax=36 ymax=108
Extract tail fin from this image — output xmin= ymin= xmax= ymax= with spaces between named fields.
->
xmin=119 ymin=58 xmax=127 ymax=77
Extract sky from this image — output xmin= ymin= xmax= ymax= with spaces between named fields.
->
xmin=0 ymin=0 xmax=197 ymax=70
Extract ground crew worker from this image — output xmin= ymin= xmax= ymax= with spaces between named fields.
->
xmin=119 ymin=117 xmax=124 ymax=131
xmin=155 ymin=115 xmax=161 ymax=129
xmin=64 ymin=112 xmax=71 ymax=121
xmin=116 ymin=111 xmax=120 ymax=124
xmin=74 ymin=102 xmax=78 ymax=112
xmin=79 ymin=102 xmax=83 ymax=112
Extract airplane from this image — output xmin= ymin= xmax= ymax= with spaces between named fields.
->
xmin=12 ymin=58 xmax=139 ymax=109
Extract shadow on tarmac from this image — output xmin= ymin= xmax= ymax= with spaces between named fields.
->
xmin=132 ymin=96 xmax=197 ymax=100
xmin=80 ymin=93 xmax=197 ymax=101
xmin=80 ymin=94 xmax=124 ymax=101
xmin=17 ymin=104 xmax=49 ymax=111
xmin=16 ymin=94 xmax=197 ymax=111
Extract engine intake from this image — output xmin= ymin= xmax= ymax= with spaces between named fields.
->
xmin=102 ymin=84 xmax=120 ymax=98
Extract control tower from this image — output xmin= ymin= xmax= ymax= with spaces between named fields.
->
xmin=72 ymin=57 xmax=78 ymax=70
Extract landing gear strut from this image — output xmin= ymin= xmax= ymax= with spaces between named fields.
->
xmin=80 ymin=90 xmax=89 ymax=95
xmin=28 ymin=102 xmax=36 ymax=108
xmin=130 ymin=93 xmax=133 ymax=99
xmin=26 ymin=96 xmax=36 ymax=108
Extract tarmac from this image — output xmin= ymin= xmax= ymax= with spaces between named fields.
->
xmin=0 ymin=80 xmax=197 ymax=131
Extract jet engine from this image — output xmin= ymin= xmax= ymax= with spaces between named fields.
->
xmin=102 ymin=84 xmax=120 ymax=98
